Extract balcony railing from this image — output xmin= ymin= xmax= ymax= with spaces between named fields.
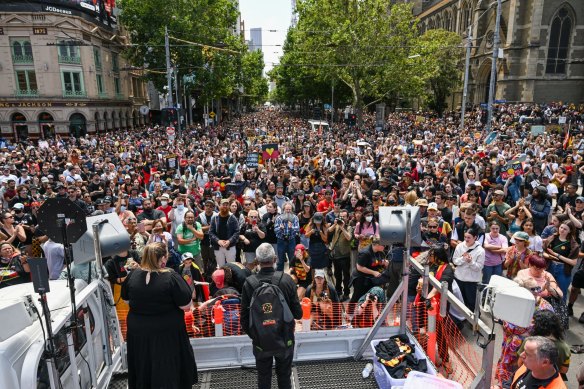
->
xmin=14 ymin=89 xmax=39 ymax=97
xmin=58 ymin=55 xmax=81 ymax=65
xmin=12 ymin=54 xmax=34 ymax=64
xmin=63 ymin=89 xmax=87 ymax=98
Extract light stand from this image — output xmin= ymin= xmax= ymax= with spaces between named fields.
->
xmin=28 ymin=257 xmax=61 ymax=388
xmin=58 ymin=218 xmax=78 ymax=321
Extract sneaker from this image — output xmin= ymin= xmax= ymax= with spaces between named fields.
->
xmin=579 ymin=312 xmax=584 ymax=324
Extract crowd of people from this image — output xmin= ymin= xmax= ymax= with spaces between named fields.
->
xmin=1 ymin=102 xmax=584 ymax=387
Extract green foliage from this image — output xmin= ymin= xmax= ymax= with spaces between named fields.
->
xmin=118 ymin=0 xmax=247 ymax=102
xmin=271 ymin=1 xmax=464 ymax=119
xmin=413 ymin=29 xmax=463 ymax=116
xmin=240 ymin=50 xmax=269 ymax=105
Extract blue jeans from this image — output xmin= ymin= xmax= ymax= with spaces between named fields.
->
xmin=482 ymin=263 xmax=503 ymax=285
xmin=547 ymin=261 xmax=572 ymax=302
xmin=276 ymin=238 xmax=296 ymax=271
xmin=299 ymin=235 xmax=310 ymax=250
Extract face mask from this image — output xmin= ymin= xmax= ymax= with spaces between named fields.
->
xmin=177 ymin=204 xmax=185 ymax=211
xmin=161 ymin=201 xmax=168 ymax=207
xmin=365 ymin=216 xmax=373 ymax=222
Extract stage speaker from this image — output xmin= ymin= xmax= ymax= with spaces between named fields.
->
xmin=378 ymin=206 xmax=422 ymax=246
xmin=71 ymin=213 xmax=131 ymax=265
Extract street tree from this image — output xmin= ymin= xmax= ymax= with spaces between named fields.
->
xmin=293 ymin=0 xmax=420 ymax=124
xmin=413 ymin=29 xmax=463 ymax=116
xmin=119 ymin=0 xmax=244 ymax=104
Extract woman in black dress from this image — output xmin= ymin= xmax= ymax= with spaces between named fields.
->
xmin=121 ymin=242 xmax=197 ymax=388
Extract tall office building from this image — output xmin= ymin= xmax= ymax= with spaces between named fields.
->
xmin=248 ymin=27 xmax=262 ymax=52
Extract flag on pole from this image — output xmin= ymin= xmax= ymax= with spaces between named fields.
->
xmin=563 ymin=128 xmax=572 ymax=149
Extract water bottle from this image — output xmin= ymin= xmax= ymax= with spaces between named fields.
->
xmin=362 ymin=362 xmax=373 ymax=378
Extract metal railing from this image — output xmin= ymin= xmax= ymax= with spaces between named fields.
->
xmin=63 ymin=90 xmax=87 ymax=98
xmin=14 ymin=89 xmax=39 ymax=97
xmin=58 ymin=55 xmax=81 ymax=65
xmin=12 ymin=54 xmax=34 ymax=64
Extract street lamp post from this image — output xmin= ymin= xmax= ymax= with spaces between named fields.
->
xmin=460 ymin=25 xmax=472 ymax=131
xmin=165 ymin=26 xmax=173 ymax=108
xmin=486 ymin=0 xmax=502 ymax=132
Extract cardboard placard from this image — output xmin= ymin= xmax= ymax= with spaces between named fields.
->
xmin=531 ymin=125 xmax=545 ymax=136
xmin=500 ymin=161 xmax=523 ymax=179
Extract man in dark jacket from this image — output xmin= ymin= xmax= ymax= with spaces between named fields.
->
xmin=209 ymin=198 xmax=240 ymax=267
xmin=241 ymin=243 xmax=302 ymax=389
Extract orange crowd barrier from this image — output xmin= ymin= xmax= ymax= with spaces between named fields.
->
xmin=115 ymin=299 xmax=483 ymax=387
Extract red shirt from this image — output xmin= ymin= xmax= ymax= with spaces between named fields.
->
xmin=317 ymin=199 xmax=333 ymax=213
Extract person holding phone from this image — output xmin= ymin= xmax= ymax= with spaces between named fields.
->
xmin=239 ymin=209 xmax=266 ymax=265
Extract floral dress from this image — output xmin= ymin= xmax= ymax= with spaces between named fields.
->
xmin=504 ymin=246 xmax=531 ymax=279
xmin=495 ymin=298 xmax=553 ymax=384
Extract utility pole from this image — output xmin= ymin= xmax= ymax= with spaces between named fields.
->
xmin=331 ymin=79 xmax=334 ymax=123
xmin=460 ymin=25 xmax=472 ymax=131
xmin=165 ymin=26 xmax=173 ymax=108
xmin=486 ymin=0 xmax=502 ymax=132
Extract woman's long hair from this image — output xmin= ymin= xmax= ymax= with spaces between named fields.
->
xmin=141 ymin=242 xmax=169 ymax=272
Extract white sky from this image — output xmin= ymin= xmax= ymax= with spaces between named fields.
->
xmin=239 ymin=0 xmax=292 ymax=72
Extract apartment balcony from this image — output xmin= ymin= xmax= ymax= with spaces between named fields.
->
xmin=58 ymin=55 xmax=81 ymax=65
xmin=14 ymin=89 xmax=39 ymax=97
xmin=12 ymin=54 xmax=34 ymax=64
xmin=63 ymin=89 xmax=87 ymax=98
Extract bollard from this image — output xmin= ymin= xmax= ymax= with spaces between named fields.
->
xmin=426 ymin=299 xmax=438 ymax=364
xmin=301 ymin=297 xmax=312 ymax=331
xmin=213 ymin=301 xmax=224 ymax=337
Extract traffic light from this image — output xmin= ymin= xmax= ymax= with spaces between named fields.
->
xmin=161 ymin=108 xmax=178 ymax=126
xmin=349 ymin=114 xmax=357 ymax=126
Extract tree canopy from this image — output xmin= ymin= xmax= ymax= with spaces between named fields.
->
xmin=119 ymin=0 xmax=266 ymax=106
xmin=270 ymin=0 xmax=463 ymax=119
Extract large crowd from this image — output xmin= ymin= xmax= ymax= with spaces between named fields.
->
xmin=1 ymin=102 xmax=584 ymax=388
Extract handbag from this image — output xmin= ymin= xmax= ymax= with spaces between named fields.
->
xmin=545 ymin=295 xmax=569 ymax=330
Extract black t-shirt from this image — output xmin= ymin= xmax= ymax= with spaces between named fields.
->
xmin=550 ymin=236 xmax=571 ymax=258
xmin=513 ymin=369 xmax=559 ymax=389
xmin=216 ymin=215 xmax=230 ymax=241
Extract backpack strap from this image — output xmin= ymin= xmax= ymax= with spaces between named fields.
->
xmin=271 ymin=271 xmax=284 ymax=287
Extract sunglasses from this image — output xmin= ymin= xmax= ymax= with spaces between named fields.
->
xmin=529 ymin=286 xmax=542 ymax=293
xmin=427 ymin=225 xmax=438 ymax=229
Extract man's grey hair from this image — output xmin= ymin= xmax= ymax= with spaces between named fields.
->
xmin=256 ymin=243 xmax=276 ymax=264
xmin=526 ymin=336 xmax=559 ymax=365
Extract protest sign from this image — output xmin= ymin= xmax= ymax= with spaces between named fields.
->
xmin=246 ymin=152 xmax=259 ymax=168
xmin=500 ymin=160 xmax=524 ymax=179
xmin=531 ymin=125 xmax=545 ymax=136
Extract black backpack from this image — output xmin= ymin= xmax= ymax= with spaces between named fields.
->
xmin=246 ymin=272 xmax=295 ymax=357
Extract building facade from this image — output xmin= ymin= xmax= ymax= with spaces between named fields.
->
xmin=248 ymin=27 xmax=262 ymax=52
xmin=0 ymin=5 xmax=149 ymax=140
xmin=411 ymin=0 xmax=584 ymax=106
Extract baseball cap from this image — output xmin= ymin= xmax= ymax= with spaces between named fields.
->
xmin=313 ymin=212 xmax=324 ymax=223
xmin=160 ymin=193 xmax=170 ymax=200
xmin=182 ymin=252 xmax=194 ymax=261
xmin=576 ymin=196 xmax=584 ymax=202
xmin=12 ymin=203 xmax=24 ymax=210
xmin=295 ymin=244 xmax=306 ymax=253
xmin=212 ymin=269 xmax=225 ymax=289
xmin=428 ymin=202 xmax=438 ymax=211
xmin=220 ymin=198 xmax=230 ymax=205
xmin=416 ymin=199 xmax=429 ymax=207
xmin=512 ymin=231 xmax=529 ymax=241
xmin=314 ymin=269 xmax=325 ymax=278
xmin=303 ymin=201 xmax=312 ymax=207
